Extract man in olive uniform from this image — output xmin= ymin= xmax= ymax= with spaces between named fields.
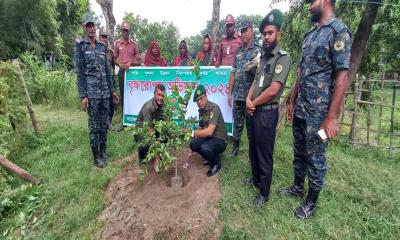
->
xmin=134 ymin=84 xmax=166 ymax=164
xmin=245 ymin=9 xmax=291 ymax=207
xmin=99 ymin=28 xmax=118 ymax=126
xmin=228 ymin=20 xmax=261 ymax=157
xmin=75 ymin=15 xmax=118 ymax=168
xmin=282 ymin=0 xmax=352 ymax=219
xmin=190 ymin=85 xmax=228 ymax=177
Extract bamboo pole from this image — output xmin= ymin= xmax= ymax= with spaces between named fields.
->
xmin=350 ymin=79 xmax=363 ymax=143
xmin=0 ymin=155 xmax=40 ymax=184
xmin=377 ymin=78 xmax=385 ymax=147
xmin=11 ymin=59 xmax=39 ymax=135
xmin=389 ymin=78 xmax=397 ymax=157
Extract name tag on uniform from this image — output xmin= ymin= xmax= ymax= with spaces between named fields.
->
xmin=259 ymin=75 xmax=264 ymax=88
xmin=227 ymin=46 xmax=230 ymax=55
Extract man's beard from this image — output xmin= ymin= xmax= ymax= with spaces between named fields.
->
xmin=263 ymin=40 xmax=277 ymax=54
xmin=310 ymin=7 xmax=323 ymax=23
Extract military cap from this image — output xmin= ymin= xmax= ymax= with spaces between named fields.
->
xmin=240 ymin=20 xmax=253 ymax=31
xmin=99 ymin=27 xmax=109 ymax=36
xmin=259 ymin=9 xmax=284 ymax=32
xmin=82 ymin=14 xmax=95 ymax=26
xmin=121 ymin=21 xmax=130 ymax=30
xmin=225 ymin=14 xmax=235 ymax=25
xmin=193 ymin=85 xmax=206 ymax=102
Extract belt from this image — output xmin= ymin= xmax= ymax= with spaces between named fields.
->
xmin=256 ymin=103 xmax=279 ymax=111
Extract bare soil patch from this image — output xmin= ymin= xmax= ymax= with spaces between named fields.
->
xmin=100 ymin=148 xmax=221 ymax=240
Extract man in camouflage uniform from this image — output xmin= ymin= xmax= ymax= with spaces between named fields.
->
xmin=99 ymin=28 xmax=118 ymax=127
xmin=75 ymin=15 xmax=118 ymax=168
xmin=228 ymin=20 xmax=260 ymax=157
xmin=245 ymin=9 xmax=291 ymax=207
xmin=282 ymin=0 xmax=352 ymax=219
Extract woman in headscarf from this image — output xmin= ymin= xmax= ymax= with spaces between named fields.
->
xmin=144 ymin=41 xmax=167 ymax=67
xmin=196 ymin=34 xmax=217 ymax=66
xmin=173 ymin=40 xmax=193 ymax=66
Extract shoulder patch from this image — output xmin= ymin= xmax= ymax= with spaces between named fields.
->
xmin=275 ymin=64 xmax=283 ymax=74
xmin=209 ymin=111 xmax=214 ymax=119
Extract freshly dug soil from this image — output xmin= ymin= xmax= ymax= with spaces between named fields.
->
xmin=100 ymin=149 xmax=221 ymax=240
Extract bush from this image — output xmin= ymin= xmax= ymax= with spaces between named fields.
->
xmin=20 ymin=53 xmax=79 ymax=107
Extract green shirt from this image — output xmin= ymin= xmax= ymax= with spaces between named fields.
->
xmin=135 ymin=98 xmax=163 ymax=128
xmin=251 ymin=44 xmax=291 ymax=106
xmin=198 ymin=101 xmax=228 ymax=142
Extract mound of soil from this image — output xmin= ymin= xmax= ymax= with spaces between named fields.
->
xmin=100 ymin=149 xmax=221 ymax=240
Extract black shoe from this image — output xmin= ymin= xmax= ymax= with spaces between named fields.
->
xmin=242 ymin=177 xmax=261 ymax=188
xmin=99 ymin=143 xmax=108 ymax=166
xmin=253 ymin=194 xmax=268 ymax=208
xmin=295 ymin=189 xmax=320 ymax=219
xmin=96 ymin=157 xmax=106 ymax=168
xmin=207 ymin=163 xmax=221 ymax=177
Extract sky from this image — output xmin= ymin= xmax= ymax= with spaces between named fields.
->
xmin=89 ymin=0 xmax=290 ymax=38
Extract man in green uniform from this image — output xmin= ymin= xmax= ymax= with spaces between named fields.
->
xmin=189 ymin=85 xmax=228 ymax=177
xmin=134 ymin=84 xmax=166 ymax=164
xmin=245 ymin=9 xmax=291 ymax=207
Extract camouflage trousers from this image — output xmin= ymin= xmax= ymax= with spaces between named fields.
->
xmin=292 ymin=116 xmax=328 ymax=191
xmin=88 ymin=98 xmax=111 ymax=149
xmin=232 ymin=100 xmax=249 ymax=142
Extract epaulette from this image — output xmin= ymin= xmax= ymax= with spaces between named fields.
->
xmin=329 ymin=18 xmax=348 ymax=34
xmin=279 ymin=49 xmax=287 ymax=55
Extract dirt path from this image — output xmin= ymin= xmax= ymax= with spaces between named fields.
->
xmin=100 ymin=149 xmax=221 ymax=240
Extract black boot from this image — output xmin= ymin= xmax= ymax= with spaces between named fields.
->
xmin=280 ymin=176 xmax=304 ymax=197
xmin=207 ymin=162 xmax=221 ymax=177
xmin=98 ymin=143 xmax=107 ymax=168
xmin=91 ymin=146 xmax=102 ymax=168
xmin=294 ymin=188 xmax=320 ymax=219
xmin=228 ymin=139 xmax=240 ymax=157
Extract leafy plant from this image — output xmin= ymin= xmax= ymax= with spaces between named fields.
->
xmin=132 ymin=60 xmax=201 ymax=181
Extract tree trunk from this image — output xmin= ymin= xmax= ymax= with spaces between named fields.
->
xmin=96 ymin=0 xmax=116 ymax=44
xmin=348 ymin=0 xmax=381 ymax=82
xmin=211 ymin=0 xmax=221 ymax=57
xmin=0 ymin=155 xmax=40 ymax=184
xmin=11 ymin=59 xmax=39 ymax=135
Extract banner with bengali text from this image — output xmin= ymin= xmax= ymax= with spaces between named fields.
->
xmin=123 ymin=66 xmax=233 ymax=135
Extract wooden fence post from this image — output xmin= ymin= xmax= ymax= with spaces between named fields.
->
xmin=11 ymin=59 xmax=39 ymax=135
xmin=389 ymin=76 xmax=397 ymax=157
xmin=0 ymin=155 xmax=40 ymax=184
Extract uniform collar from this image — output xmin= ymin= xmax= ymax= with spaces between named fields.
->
xmin=84 ymin=36 xmax=98 ymax=44
xmin=119 ymin=37 xmax=134 ymax=45
xmin=262 ymin=44 xmax=280 ymax=57
xmin=322 ymin=15 xmax=336 ymax=27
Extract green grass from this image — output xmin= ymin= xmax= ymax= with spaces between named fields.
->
xmin=219 ymin=124 xmax=400 ymax=240
xmin=1 ymin=105 xmax=399 ymax=239
xmin=0 ymin=105 xmax=135 ymax=239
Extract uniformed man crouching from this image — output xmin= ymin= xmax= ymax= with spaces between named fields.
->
xmin=189 ymin=85 xmax=228 ymax=177
xmin=244 ymin=9 xmax=291 ymax=207
xmin=134 ymin=84 xmax=166 ymax=165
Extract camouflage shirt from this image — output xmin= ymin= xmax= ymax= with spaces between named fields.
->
xmin=231 ymin=41 xmax=261 ymax=101
xmin=75 ymin=37 xmax=114 ymax=99
xmin=295 ymin=17 xmax=352 ymax=120
xmin=199 ymin=101 xmax=228 ymax=142
xmin=251 ymin=44 xmax=291 ymax=107
xmin=135 ymin=98 xmax=163 ymax=128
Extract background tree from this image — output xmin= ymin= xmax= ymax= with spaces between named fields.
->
xmin=95 ymin=0 xmax=116 ymax=44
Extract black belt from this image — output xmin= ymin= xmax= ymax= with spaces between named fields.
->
xmin=256 ymin=103 xmax=279 ymax=111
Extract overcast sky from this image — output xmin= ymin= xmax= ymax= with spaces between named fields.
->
xmin=90 ymin=0 xmax=290 ymax=38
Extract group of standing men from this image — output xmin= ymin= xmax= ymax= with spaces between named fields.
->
xmin=75 ymin=0 xmax=351 ymax=219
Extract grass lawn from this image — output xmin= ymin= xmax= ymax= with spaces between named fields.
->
xmin=1 ymin=105 xmax=399 ymax=239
